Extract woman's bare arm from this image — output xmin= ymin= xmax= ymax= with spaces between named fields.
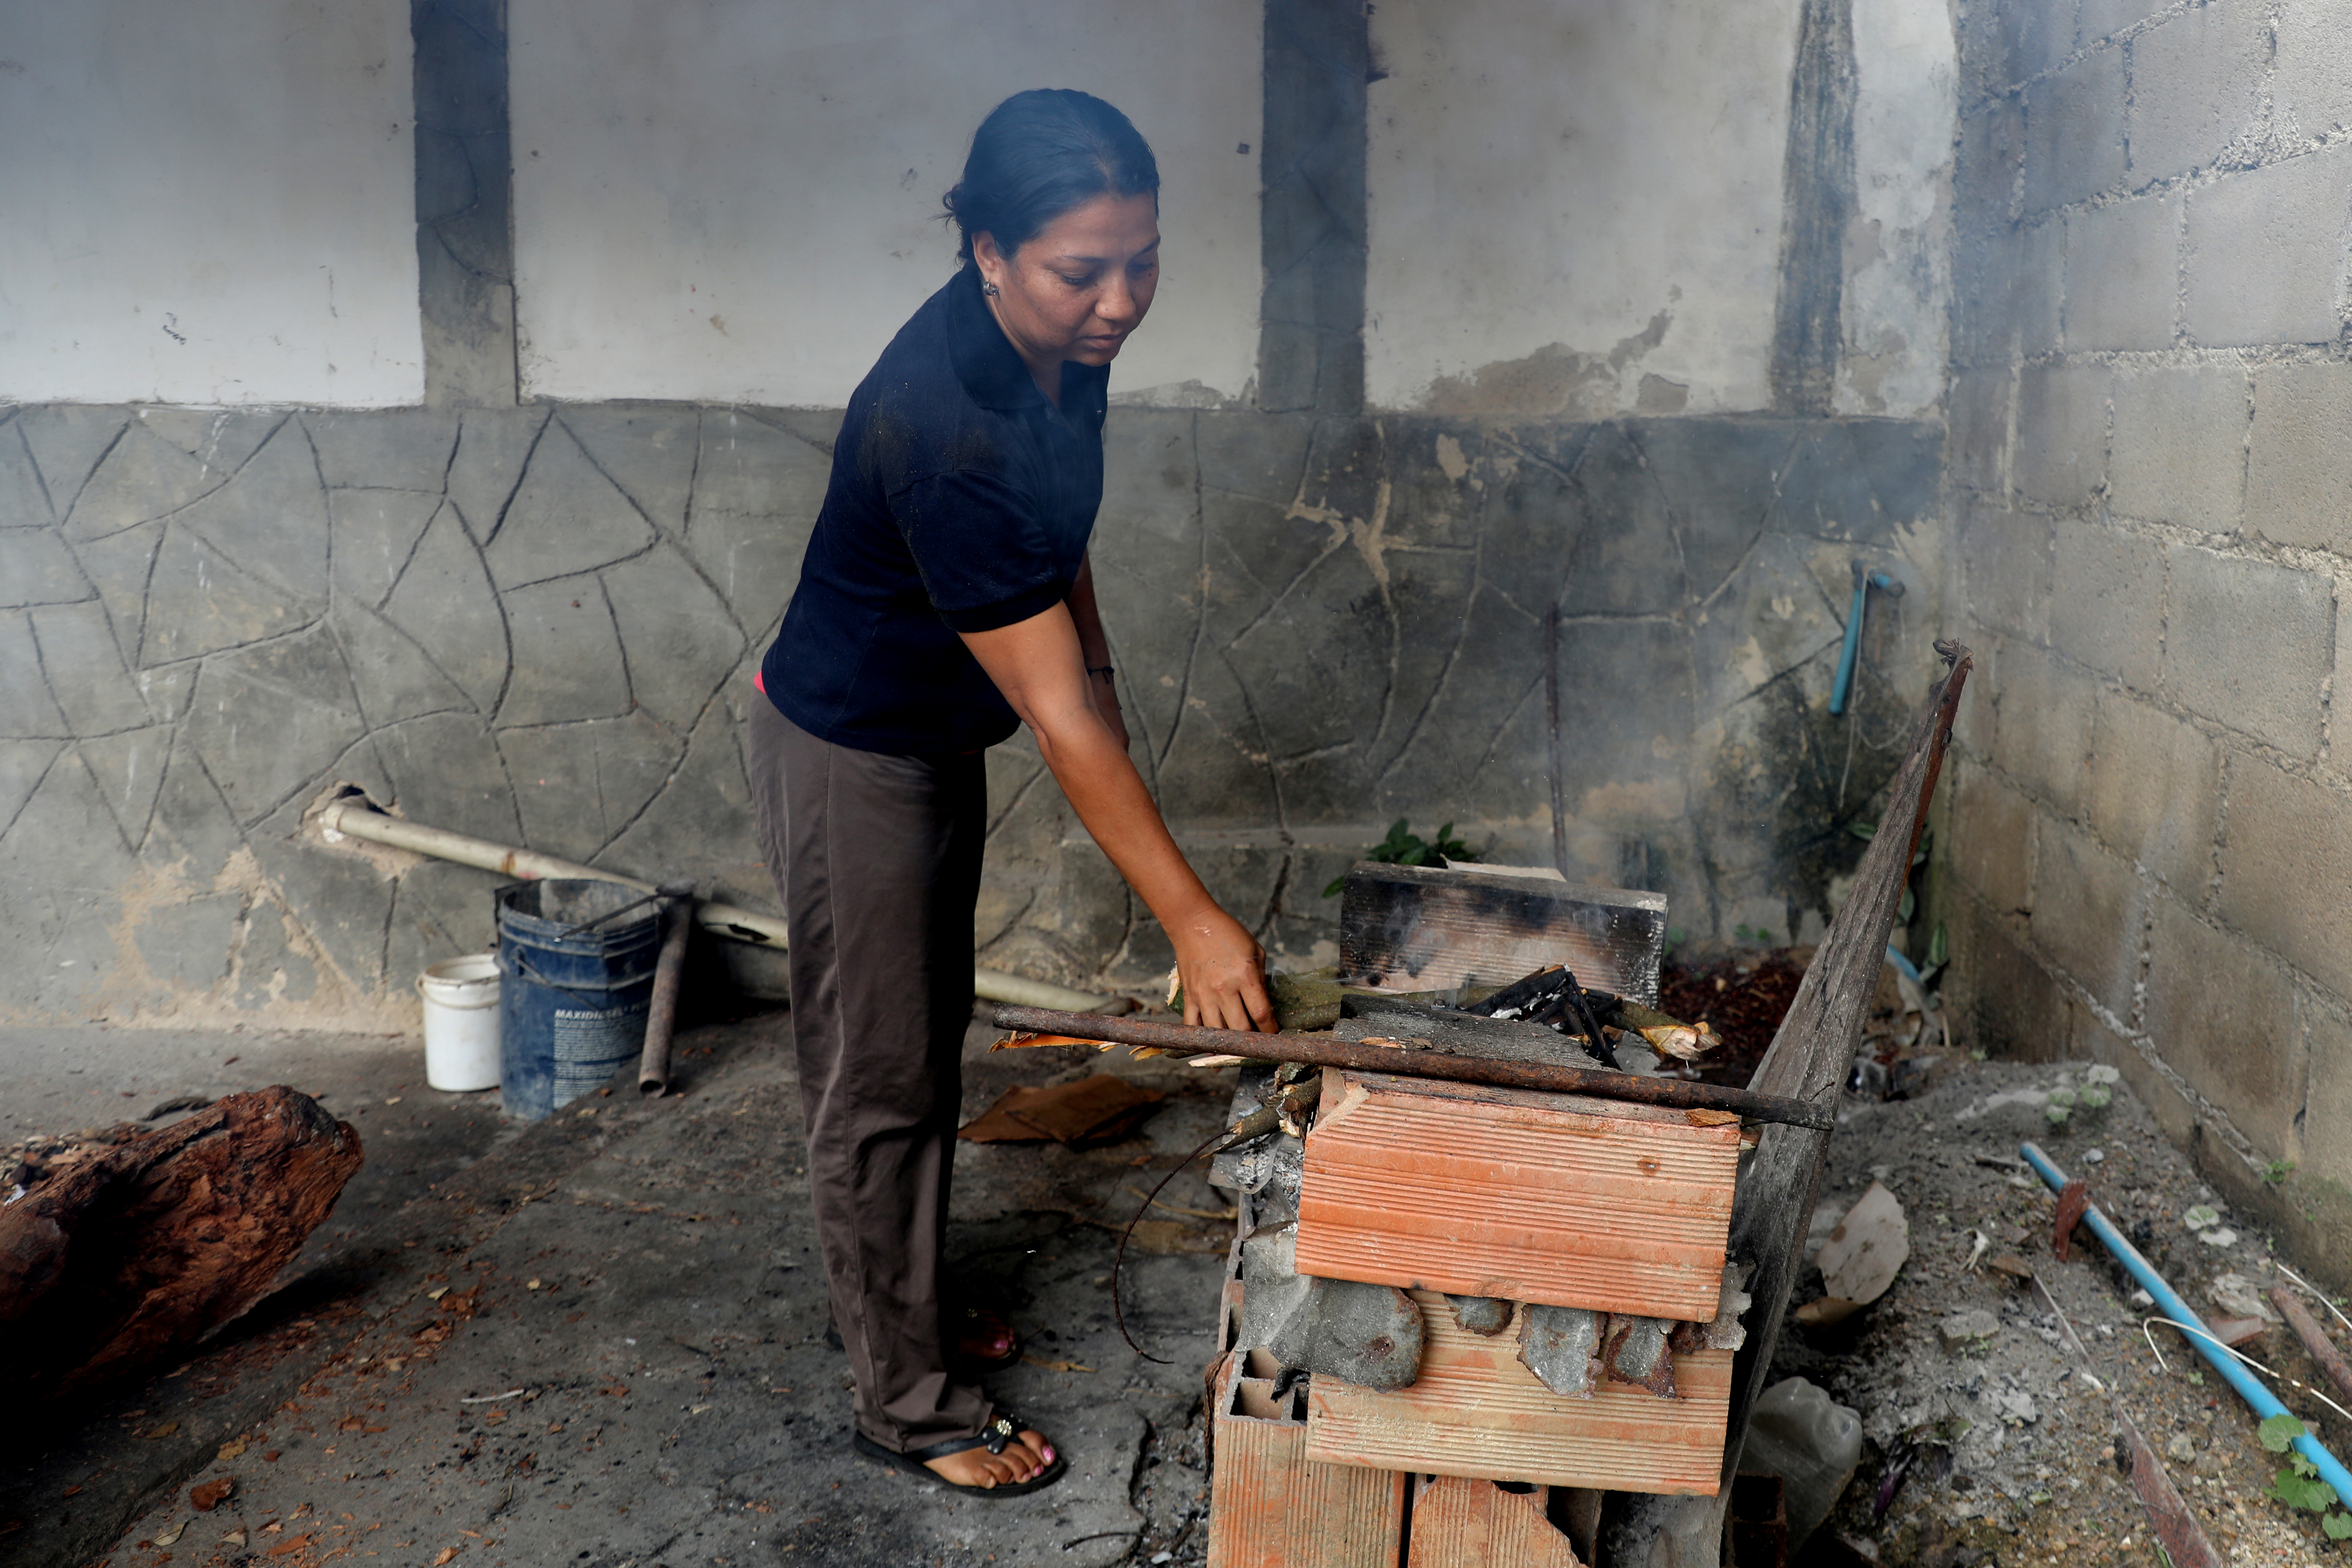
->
xmin=962 ymin=598 xmax=1272 ymax=1031
xmin=1065 ymin=555 xmax=1128 ymax=749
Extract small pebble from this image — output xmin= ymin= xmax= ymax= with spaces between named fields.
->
xmin=2167 ymin=1433 xmax=2197 ymax=1462
xmin=2082 ymin=1148 xmax=2104 ymax=1164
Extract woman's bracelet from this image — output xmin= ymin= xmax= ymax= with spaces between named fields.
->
xmin=1086 ymin=664 xmax=1115 ymax=682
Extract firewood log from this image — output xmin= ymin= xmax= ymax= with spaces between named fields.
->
xmin=0 ymin=1085 xmax=363 ymax=1400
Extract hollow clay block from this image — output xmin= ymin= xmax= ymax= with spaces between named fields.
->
xmin=1602 ymin=1314 xmax=1678 ymax=1399
xmin=1268 ymin=1277 xmax=1427 ymax=1391
xmin=1447 ymin=1294 xmax=1516 ymax=1336
xmin=1517 ymin=1302 xmax=1605 ymax=1398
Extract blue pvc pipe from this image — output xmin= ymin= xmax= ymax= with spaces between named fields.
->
xmin=1830 ymin=568 xmax=1902 ymax=716
xmin=2021 ymin=1140 xmax=2352 ymax=1509
xmin=1830 ymin=580 xmax=1868 ymax=716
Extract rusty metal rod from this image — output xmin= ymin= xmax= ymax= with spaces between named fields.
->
xmin=637 ymin=882 xmax=696 ymax=1096
xmin=2271 ymin=1284 xmax=2352 ymax=1407
xmin=989 ymin=1004 xmax=1835 ymax=1130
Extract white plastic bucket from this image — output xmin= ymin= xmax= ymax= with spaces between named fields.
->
xmin=418 ymin=952 xmax=501 ymax=1092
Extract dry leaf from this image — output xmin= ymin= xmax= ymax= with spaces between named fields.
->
xmin=267 ymin=1533 xmax=314 ymax=1557
xmin=1020 ymin=1355 xmax=1096 ymax=1373
xmin=216 ymin=1439 xmax=248 ymax=1461
xmin=432 ymin=1548 xmax=459 ymax=1565
xmin=190 ymin=1478 xmax=234 ymax=1511
xmin=154 ymin=1522 xmax=187 ymax=1546
xmin=221 ymin=1530 xmax=248 ymax=1548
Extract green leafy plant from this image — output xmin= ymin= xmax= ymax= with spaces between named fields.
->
xmin=1734 ymin=922 xmax=1775 ymax=944
xmin=2261 ymin=1414 xmax=2352 ymax=1537
xmin=2045 ymin=1086 xmax=2078 ymax=1127
xmin=1322 ymin=819 xmax=1477 ymax=898
xmin=2265 ymin=1159 xmax=2298 ymax=1187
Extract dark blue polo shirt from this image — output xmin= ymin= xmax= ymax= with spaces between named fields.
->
xmin=760 ymin=266 xmax=1110 ymax=754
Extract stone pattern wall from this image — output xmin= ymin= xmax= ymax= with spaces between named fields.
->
xmin=1943 ymin=0 xmax=2352 ymax=1271
xmin=0 ymin=399 xmax=1939 ymax=1027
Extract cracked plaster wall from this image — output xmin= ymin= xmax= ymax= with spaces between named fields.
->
xmin=0 ymin=394 xmax=1943 ymax=1031
xmin=1940 ymin=0 xmax=2352 ymax=1281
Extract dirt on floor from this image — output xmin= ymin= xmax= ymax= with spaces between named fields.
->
xmin=1779 ymin=1049 xmax=2349 ymax=1567
xmin=13 ymin=960 xmax=2352 ymax=1568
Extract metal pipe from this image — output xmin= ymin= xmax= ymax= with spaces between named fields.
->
xmin=637 ymin=882 xmax=696 ymax=1095
xmin=1829 ymin=564 xmax=1903 ymax=717
xmin=2022 ymin=1141 xmax=2352 ymax=1509
xmin=320 ymin=799 xmax=1113 ymax=1013
xmin=991 ymin=1003 xmax=1835 ymax=1129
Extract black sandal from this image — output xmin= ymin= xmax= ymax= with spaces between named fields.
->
xmin=851 ymin=1414 xmax=1067 ymax=1498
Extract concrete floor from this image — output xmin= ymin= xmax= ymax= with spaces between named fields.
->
xmin=0 ymin=1008 xmax=1235 ymax=1568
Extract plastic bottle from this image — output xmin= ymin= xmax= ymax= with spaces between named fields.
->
xmin=1738 ymin=1376 xmax=1863 ymax=1548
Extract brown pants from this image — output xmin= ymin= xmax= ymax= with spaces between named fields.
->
xmin=745 ymin=695 xmax=993 ymax=1452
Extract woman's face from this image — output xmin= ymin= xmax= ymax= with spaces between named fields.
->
xmin=973 ymin=192 xmax=1160 ymax=376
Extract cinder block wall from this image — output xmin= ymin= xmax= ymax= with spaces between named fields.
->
xmin=1943 ymin=0 xmax=2352 ymax=1274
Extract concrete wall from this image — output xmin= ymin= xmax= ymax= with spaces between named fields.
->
xmin=0 ymin=1 xmax=424 ymax=407
xmin=508 ymin=0 xmax=1263 ymax=407
xmin=0 ymin=0 xmax=1953 ymax=1040
xmin=1941 ymin=0 xmax=2352 ymax=1275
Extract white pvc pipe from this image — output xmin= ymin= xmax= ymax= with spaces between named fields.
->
xmin=319 ymin=799 xmax=1113 ymax=1013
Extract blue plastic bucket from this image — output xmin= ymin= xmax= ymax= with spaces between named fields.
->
xmin=494 ymin=880 xmax=662 ymax=1120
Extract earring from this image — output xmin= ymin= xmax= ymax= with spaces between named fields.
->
xmin=981 ymin=280 xmax=1000 ymax=297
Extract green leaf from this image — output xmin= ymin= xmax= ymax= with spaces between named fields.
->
xmin=1899 ymin=887 xmax=1916 ymax=923
xmin=2269 ymin=1467 xmax=2337 ymax=1513
xmin=2260 ymin=1413 xmax=2309 ymax=1453
xmin=2323 ymin=1509 xmax=2352 ymax=1540
xmin=1321 ymin=876 xmax=1346 ymax=899
xmin=2293 ymin=1454 xmax=2321 ymax=1478
xmin=1848 ymin=821 xmax=1878 ymax=840
xmin=1928 ymin=923 xmax=1950 ymax=968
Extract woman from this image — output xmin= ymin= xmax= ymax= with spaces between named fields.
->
xmin=747 ymin=89 xmax=1274 ymax=1497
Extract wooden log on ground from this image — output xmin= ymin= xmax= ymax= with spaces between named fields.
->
xmin=1339 ymin=865 xmax=1669 ymax=1005
xmin=1599 ymin=641 xmax=1972 ymax=1568
xmin=1295 ymin=1071 xmax=1741 ymax=1320
xmin=0 ymin=1086 xmax=363 ymax=1400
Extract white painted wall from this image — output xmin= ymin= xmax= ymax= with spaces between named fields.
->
xmin=510 ymin=0 xmax=1262 ymax=408
xmin=1838 ymin=0 xmax=1957 ymax=417
xmin=0 ymin=1 xmax=423 ymax=407
xmin=1363 ymin=0 xmax=1804 ymax=416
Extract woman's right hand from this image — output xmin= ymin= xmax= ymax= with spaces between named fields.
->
xmin=1171 ymin=904 xmax=1275 ymax=1033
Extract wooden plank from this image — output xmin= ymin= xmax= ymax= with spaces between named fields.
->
xmin=1207 ymin=1355 xmax=1408 ymax=1568
xmin=1405 ymin=1477 xmax=1585 ymax=1568
xmin=1337 ymin=864 xmax=1667 ymax=1005
xmin=1600 ymin=641 xmax=1973 ymax=1567
xmin=1306 ymin=1289 xmax=1730 ymax=1495
xmin=1295 ymin=1071 xmax=1738 ymax=1321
